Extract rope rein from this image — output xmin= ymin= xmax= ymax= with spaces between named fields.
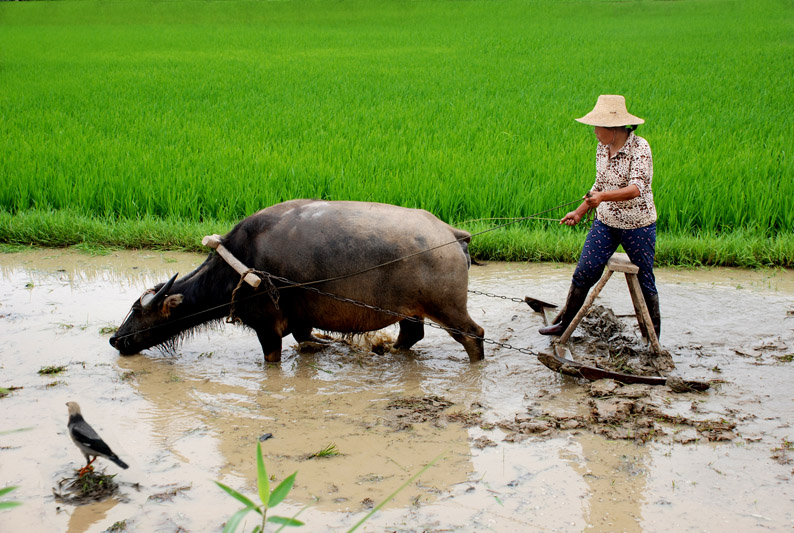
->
xmin=273 ymin=197 xmax=585 ymax=290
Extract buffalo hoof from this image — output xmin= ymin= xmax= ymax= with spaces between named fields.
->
xmin=297 ymin=341 xmax=326 ymax=354
xmin=264 ymin=351 xmax=282 ymax=364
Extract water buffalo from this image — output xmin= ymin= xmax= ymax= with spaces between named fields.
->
xmin=110 ymin=200 xmax=485 ymax=363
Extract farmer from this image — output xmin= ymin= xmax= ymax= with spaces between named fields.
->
xmin=539 ymin=94 xmax=660 ymax=339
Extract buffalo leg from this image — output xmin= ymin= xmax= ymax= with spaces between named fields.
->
xmin=429 ymin=310 xmax=485 ymax=363
xmin=292 ymin=325 xmax=330 ymax=345
xmin=394 ymin=318 xmax=424 ymax=350
xmin=255 ymin=329 xmax=283 ymax=363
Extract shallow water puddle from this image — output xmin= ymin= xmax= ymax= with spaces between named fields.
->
xmin=1 ymin=249 xmax=793 ymax=531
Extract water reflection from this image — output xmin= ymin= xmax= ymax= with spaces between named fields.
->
xmin=571 ymin=434 xmax=649 ymax=532
xmin=115 ymin=345 xmax=477 ymax=512
xmin=67 ymin=498 xmax=119 ymax=533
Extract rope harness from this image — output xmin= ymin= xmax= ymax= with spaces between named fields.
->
xmin=227 ymin=268 xmax=280 ymax=324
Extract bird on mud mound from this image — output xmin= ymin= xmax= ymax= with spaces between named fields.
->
xmin=66 ymin=401 xmax=129 ymax=477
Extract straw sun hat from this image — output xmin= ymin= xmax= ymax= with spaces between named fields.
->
xmin=575 ymin=95 xmax=644 ymax=127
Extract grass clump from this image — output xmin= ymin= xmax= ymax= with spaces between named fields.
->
xmin=0 ymin=386 xmax=22 ymax=399
xmin=53 ymin=471 xmax=119 ymax=505
xmin=38 ymin=365 xmax=67 ymax=376
xmin=105 ymin=520 xmax=128 ymax=532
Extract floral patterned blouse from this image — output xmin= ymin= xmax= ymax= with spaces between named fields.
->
xmin=591 ymin=132 xmax=657 ymax=229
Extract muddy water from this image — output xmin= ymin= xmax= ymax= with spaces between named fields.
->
xmin=1 ymin=249 xmax=793 ymax=532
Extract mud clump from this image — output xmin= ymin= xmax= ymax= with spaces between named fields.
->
xmin=299 ymin=332 xmax=395 ymax=358
xmin=770 ymin=440 xmax=794 ymax=465
xmin=384 ymin=395 xmax=484 ymax=431
xmin=386 ymin=395 xmax=453 ymax=424
xmin=471 ymin=436 xmax=497 ymax=449
xmin=499 ymin=379 xmax=737 ymax=445
xmin=667 ymin=376 xmax=705 ymax=393
xmin=570 ymin=305 xmax=675 ymax=375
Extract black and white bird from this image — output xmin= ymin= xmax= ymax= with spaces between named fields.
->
xmin=66 ymin=401 xmax=129 ymax=476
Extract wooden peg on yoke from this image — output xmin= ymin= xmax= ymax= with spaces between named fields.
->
xmin=202 ymin=234 xmax=261 ymax=288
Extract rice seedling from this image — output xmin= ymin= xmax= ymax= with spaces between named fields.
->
xmin=305 ymin=443 xmax=340 ymax=460
xmin=0 ymin=0 xmax=791 ymax=265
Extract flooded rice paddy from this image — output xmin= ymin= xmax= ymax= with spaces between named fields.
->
xmin=1 ymin=249 xmax=793 ymax=532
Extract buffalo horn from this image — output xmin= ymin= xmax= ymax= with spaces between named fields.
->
xmin=143 ymin=273 xmax=179 ymax=310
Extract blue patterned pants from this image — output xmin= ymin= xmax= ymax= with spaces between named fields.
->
xmin=572 ymin=219 xmax=658 ymax=296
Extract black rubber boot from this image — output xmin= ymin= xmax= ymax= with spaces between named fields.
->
xmin=643 ymin=292 xmax=661 ymax=340
xmin=539 ymin=284 xmax=589 ymax=336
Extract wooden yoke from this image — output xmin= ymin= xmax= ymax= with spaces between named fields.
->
xmin=202 ymin=234 xmax=261 ymax=288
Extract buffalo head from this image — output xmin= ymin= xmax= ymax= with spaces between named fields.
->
xmin=109 ymin=273 xmax=184 ymax=355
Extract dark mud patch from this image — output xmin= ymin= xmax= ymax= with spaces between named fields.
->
xmin=384 ymin=395 xmax=484 ymax=431
xmin=471 ymin=436 xmax=498 ymax=449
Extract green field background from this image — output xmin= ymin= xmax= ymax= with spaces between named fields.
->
xmin=1 ymin=0 xmax=792 ymax=266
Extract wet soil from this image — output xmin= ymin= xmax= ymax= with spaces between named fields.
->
xmin=1 ymin=249 xmax=793 ymax=532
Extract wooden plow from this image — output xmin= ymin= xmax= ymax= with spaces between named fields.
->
xmin=527 ymin=253 xmax=708 ymax=390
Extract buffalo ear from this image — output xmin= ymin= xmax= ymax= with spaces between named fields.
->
xmin=161 ymin=294 xmax=184 ymax=317
xmin=164 ymin=295 xmax=183 ymax=309
xmin=143 ymin=272 xmax=179 ymax=310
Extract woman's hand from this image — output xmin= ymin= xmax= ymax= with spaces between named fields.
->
xmin=561 ymin=198 xmax=596 ymax=226
xmin=584 ymin=191 xmax=604 ymax=208
xmin=560 ymin=210 xmax=583 ymax=226
xmin=585 ymin=185 xmax=640 ymax=208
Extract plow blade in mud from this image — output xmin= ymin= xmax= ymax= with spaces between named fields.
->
xmin=539 ymin=346 xmax=667 ymax=385
xmin=527 ymin=294 xmax=709 ymax=390
xmin=537 ymin=346 xmax=709 ymax=391
xmin=523 ymin=296 xmax=557 ymax=313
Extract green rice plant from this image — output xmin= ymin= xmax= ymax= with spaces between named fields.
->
xmin=1 ymin=0 xmax=792 ymax=264
xmin=215 ymin=442 xmax=302 ymax=532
